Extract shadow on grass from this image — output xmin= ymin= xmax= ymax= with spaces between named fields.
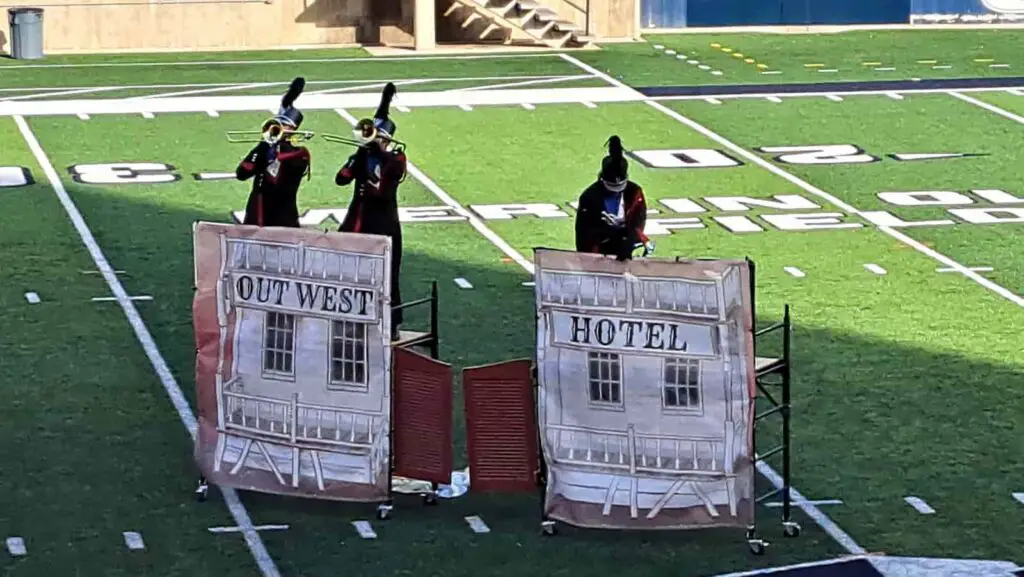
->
xmin=24 ymin=180 xmax=1024 ymax=577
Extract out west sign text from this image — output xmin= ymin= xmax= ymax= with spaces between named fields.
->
xmin=231 ymin=272 xmax=377 ymax=321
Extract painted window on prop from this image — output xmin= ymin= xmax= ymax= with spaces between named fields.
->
xmin=663 ymin=358 xmax=701 ymax=410
xmin=263 ymin=312 xmax=296 ymax=377
xmin=588 ymin=351 xmax=622 ymax=406
xmin=330 ymin=320 xmax=368 ymax=389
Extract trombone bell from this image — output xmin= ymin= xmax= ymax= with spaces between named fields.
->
xmin=225 ymin=118 xmax=315 ymax=144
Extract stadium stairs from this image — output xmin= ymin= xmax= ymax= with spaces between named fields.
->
xmin=441 ymin=0 xmax=595 ymax=48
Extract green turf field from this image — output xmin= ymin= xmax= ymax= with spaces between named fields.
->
xmin=1 ymin=29 xmax=1022 ymax=577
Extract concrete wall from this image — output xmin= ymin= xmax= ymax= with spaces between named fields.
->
xmin=0 ymin=0 xmax=414 ymax=54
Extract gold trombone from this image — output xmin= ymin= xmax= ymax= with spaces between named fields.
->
xmin=321 ymin=118 xmax=406 ymax=152
xmin=226 ymin=117 xmax=315 ymax=145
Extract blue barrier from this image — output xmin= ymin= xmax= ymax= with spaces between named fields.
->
xmin=641 ymin=0 xmax=913 ymax=28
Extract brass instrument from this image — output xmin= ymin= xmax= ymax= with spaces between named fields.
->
xmin=321 ymin=118 xmax=406 ymax=152
xmin=226 ymin=117 xmax=315 ymax=144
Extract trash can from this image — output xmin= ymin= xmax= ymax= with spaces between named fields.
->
xmin=8 ymin=7 xmax=44 ymax=60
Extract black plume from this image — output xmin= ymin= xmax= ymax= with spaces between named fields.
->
xmin=375 ymin=82 xmax=397 ymax=120
xmin=606 ymin=135 xmax=623 ymax=161
xmin=281 ymin=77 xmax=305 ymax=110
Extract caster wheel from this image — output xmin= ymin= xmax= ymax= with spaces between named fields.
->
xmin=541 ymin=522 xmax=557 ymax=536
xmin=194 ymin=479 xmax=209 ymax=502
xmin=748 ymin=539 xmax=766 ymax=555
xmin=376 ymin=505 xmax=392 ymax=521
xmin=783 ymin=522 xmax=801 ymax=538
xmin=423 ymin=493 xmax=438 ymax=506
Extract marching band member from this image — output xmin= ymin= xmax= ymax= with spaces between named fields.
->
xmin=236 ymin=77 xmax=311 ymax=228
xmin=574 ymin=135 xmax=654 ymax=261
xmin=335 ymin=82 xmax=408 ymax=336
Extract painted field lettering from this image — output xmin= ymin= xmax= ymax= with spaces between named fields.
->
xmin=949 ymin=207 xmax=1024 ymax=224
xmin=0 ymin=166 xmax=34 ymax=188
xmin=878 ymin=191 xmax=973 ymax=206
xmin=758 ymin=145 xmax=880 ymax=165
xmin=860 ymin=211 xmax=955 ymax=228
xmin=971 ymin=189 xmax=1024 ymax=204
xmin=471 ymin=203 xmax=568 ymax=220
xmin=713 ymin=216 xmax=764 ymax=232
xmin=628 ymin=149 xmax=742 ymax=169
xmin=761 ymin=212 xmax=863 ymax=231
xmin=703 ymin=195 xmax=820 ymax=212
xmin=69 ymin=163 xmax=180 ymax=184
xmin=644 ymin=217 xmax=705 ymax=235
xmin=658 ymin=198 xmax=706 ymax=213
xmin=570 ymin=200 xmax=660 ymax=215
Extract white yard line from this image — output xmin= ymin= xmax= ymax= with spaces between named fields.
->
xmin=558 ymin=56 xmax=1024 ymax=310
xmin=305 ymin=78 xmax=435 ymax=96
xmin=0 ymin=52 xmax=561 ymax=70
xmin=454 ymin=74 xmax=592 ymax=92
xmin=13 ymin=115 xmax=281 ymax=577
xmin=334 ymin=108 xmax=536 ymax=273
xmin=904 ymin=496 xmax=936 ymax=514
xmin=130 ymin=82 xmax=280 ymax=100
xmin=0 ymin=86 xmax=126 ymax=101
xmin=783 ymin=266 xmax=806 ymax=278
xmin=123 ymin=531 xmax=146 ymax=550
xmin=209 ymin=525 xmax=290 ymax=533
xmin=949 ymin=91 xmax=1024 ymax=125
xmin=765 ymin=499 xmax=843 ymax=507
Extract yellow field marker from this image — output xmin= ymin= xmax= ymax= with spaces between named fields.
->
xmin=745 ymin=58 xmax=755 ymax=64
xmin=710 ymin=42 xmax=721 ymax=48
xmin=722 ymin=47 xmax=733 ymax=53
xmin=757 ymin=63 xmax=769 ymax=69
xmin=974 ymin=58 xmax=994 ymax=62
xmin=804 ymin=63 xmax=825 ymax=68
xmin=862 ymin=61 xmax=882 ymax=66
xmin=917 ymin=59 xmax=938 ymax=64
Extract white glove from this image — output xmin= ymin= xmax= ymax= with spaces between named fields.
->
xmin=601 ymin=211 xmax=625 ymax=228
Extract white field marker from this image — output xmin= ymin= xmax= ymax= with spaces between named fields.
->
xmin=123 ymin=531 xmax=145 ymax=550
xmin=710 ymin=70 xmax=724 ymax=76
xmin=904 ymin=496 xmax=935 ymax=514
xmin=395 ymin=105 xmax=411 ymax=112
xmin=652 ymin=44 xmax=664 ymax=50
xmin=92 ymin=295 xmax=153 ymax=302
xmin=687 ymin=59 xmax=699 ymax=64
xmin=875 ymin=67 xmax=896 ymax=71
xmin=761 ymin=70 xmax=782 ymax=75
xmin=465 ymin=515 xmax=491 ymax=533
xmin=932 ymin=65 xmax=952 ymax=70
xmin=819 ymin=69 xmax=839 ymax=73
xmin=141 ymin=112 xmax=155 ymax=119
xmin=522 ymin=281 xmax=536 ymax=287
xmin=766 ymin=499 xmax=843 ymax=508
xmin=990 ymin=64 xmax=1010 ymax=68
xmin=1013 ymin=492 xmax=1024 ymax=505
xmin=665 ymin=49 xmax=677 ymax=55
xmin=458 ymin=104 xmax=473 ymax=111
xmin=5 ymin=537 xmax=26 ymax=556
xmin=698 ymin=65 xmax=711 ymax=70
xmin=826 ymin=94 xmax=844 ymax=101
xmin=454 ymin=277 xmax=473 ymax=289
xmin=352 ymin=520 xmax=377 ymax=539
xmin=24 ymin=292 xmax=40 ymax=304
xmin=864 ymin=263 xmax=887 ymax=275
xmin=580 ymin=101 xmax=597 ymax=108
xmin=784 ymin=266 xmax=806 ymax=278
xmin=704 ymin=97 xmax=722 ymax=105
xmin=521 ymin=103 xmax=535 ymax=110
xmin=1010 ymin=89 xmax=1024 ymax=96
xmin=77 ymin=113 xmax=90 ymax=120
xmin=209 ymin=525 xmax=289 ymax=533
xmin=886 ymin=92 xmax=905 ymax=100
xmin=206 ymin=110 xmax=220 ymax=117
xmin=937 ymin=266 xmax=992 ymax=273
xmin=766 ymin=96 xmax=782 ymax=103
xmin=676 ymin=54 xmax=686 ymax=60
